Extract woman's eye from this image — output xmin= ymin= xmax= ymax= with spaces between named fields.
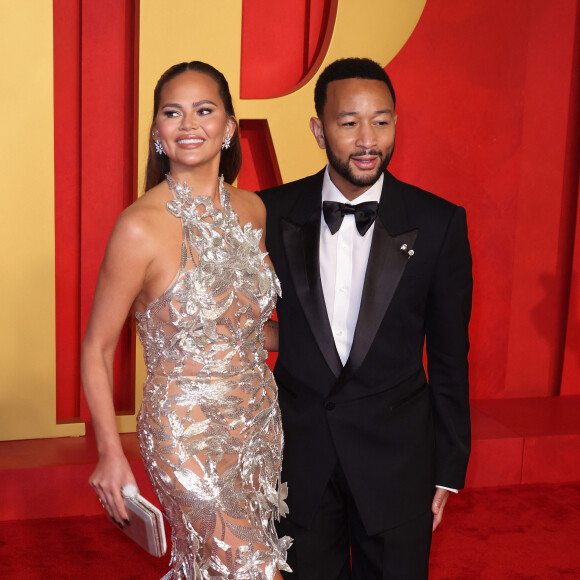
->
xmin=164 ymin=110 xmax=179 ymax=118
xmin=198 ymin=107 xmax=214 ymax=116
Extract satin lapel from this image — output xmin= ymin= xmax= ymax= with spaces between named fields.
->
xmin=280 ymin=175 xmax=343 ymax=378
xmin=341 ymin=173 xmax=418 ymax=379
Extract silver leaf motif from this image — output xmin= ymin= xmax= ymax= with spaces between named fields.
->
xmin=136 ymin=175 xmax=289 ymax=579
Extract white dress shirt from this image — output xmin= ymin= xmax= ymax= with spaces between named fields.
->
xmin=319 ymin=166 xmax=383 ymax=365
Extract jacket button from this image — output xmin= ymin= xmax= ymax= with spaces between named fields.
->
xmin=325 ymin=401 xmax=336 ymax=411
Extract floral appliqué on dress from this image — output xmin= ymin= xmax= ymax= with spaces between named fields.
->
xmin=136 ymin=175 xmax=291 ymax=580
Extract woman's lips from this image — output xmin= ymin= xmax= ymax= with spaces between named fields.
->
xmin=176 ymin=137 xmax=204 ymax=147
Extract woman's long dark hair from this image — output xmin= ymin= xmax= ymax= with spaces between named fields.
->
xmin=144 ymin=61 xmax=242 ymax=191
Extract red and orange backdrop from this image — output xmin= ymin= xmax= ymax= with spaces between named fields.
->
xmin=1 ymin=0 xmax=578 ymax=441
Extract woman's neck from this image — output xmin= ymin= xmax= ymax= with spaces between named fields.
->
xmin=168 ymin=161 xmax=221 ymax=199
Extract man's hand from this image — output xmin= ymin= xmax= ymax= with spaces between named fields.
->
xmin=431 ymin=488 xmax=450 ymax=531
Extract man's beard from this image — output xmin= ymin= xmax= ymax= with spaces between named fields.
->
xmin=324 ymin=136 xmax=393 ymax=188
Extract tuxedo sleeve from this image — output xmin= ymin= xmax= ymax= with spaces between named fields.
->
xmin=425 ymin=205 xmax=472 ymax=489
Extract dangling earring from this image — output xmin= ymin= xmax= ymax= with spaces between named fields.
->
xmin=154 ymin=139 xmax=165 ymax=155
xmin=222 ymin=130 xmax=231 ymax=150
xmin=152 ymin=131 xmax=165 ymax=155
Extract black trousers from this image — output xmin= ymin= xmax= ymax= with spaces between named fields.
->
xmin=278 ymin=462 xmax=433 ymax=580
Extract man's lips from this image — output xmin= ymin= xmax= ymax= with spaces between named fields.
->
xmin=351 ymin=156 xmax=379 ymax=170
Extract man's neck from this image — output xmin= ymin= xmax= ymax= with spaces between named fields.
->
xmin=327 ymin=167 xmax=373 ymax=201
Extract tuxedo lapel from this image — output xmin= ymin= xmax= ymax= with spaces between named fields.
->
xmin=342 ymin=173 xmax=418 ymax=379
xmin=280 ymin=172 xmax=343 ymax=378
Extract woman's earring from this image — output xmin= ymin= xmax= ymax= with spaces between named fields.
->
xmin=222 ymin=131 xmax=231 ymax=150
xmin=154 ymin=139 xmax=165 ymax=155
xmin=152 ymin=131 xmax=165 ymax=155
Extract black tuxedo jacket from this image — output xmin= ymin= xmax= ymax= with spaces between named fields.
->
xmin=260 ymin=170 xmax=472 ymax=535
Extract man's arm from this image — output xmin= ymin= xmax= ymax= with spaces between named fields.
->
xmin=426 ymin=205 xmax=473 ymax=490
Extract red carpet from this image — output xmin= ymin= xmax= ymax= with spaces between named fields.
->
xmin=430 ymin=482 xmax=580 ymax=579
xmin=1 ymin=482 xmax=579 ymax=579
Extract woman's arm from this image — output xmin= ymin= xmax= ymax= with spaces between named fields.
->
xmin=254 ymin=197 xmax=280 ymax=352
xmin=263 ymin=318 xmax=279 ymax=352
xmin=230 ymin=188 xmax=280 ymax=352
xmin=81 ymin=210 xmax=153 ymax=524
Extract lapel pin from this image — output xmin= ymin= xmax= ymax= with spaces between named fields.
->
xmin=400 ymin=244 xmax=415 ymax=258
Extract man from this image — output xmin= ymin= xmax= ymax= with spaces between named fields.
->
xmin=260 ymin=58 xmax=472 ymax=579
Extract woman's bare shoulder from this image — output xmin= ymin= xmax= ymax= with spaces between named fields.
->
xmin=227 ymin=185 xmax=266 ymax=227
xmin=109 ymin=182 xmax=170 ymax=252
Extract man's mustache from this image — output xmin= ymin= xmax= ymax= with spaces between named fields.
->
xmin=349 ymin=150 xmax=383 ymax=159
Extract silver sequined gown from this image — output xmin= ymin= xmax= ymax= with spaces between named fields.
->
xmin=136 ymin=177 xmax=291 ymax=580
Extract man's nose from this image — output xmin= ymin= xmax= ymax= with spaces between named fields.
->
xmin=356 ymin=123 xmax=376 ymax=149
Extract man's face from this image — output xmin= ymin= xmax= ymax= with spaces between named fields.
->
xmin=311 ymin=78 xmax=397 ymax=200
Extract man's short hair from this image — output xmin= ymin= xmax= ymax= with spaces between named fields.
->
xmin=314 ymin=57 xmax=396 ymax=118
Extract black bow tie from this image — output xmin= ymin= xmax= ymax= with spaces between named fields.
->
xmin=322 ymin=200 xmax=379 ymax=236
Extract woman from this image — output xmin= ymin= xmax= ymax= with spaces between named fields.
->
xmin=82 ymin=61 xmax=291 ymax=580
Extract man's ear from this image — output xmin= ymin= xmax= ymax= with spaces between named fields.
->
xmin=309 ymin=117 xmax=326 ymax=150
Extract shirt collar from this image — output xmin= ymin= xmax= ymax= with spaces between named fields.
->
xmin=321 ymin=164 xmax=384 ymax=205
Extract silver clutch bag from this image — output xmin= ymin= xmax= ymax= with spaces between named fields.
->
xmin=108 ymin=485 xmax=167 ymax=558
